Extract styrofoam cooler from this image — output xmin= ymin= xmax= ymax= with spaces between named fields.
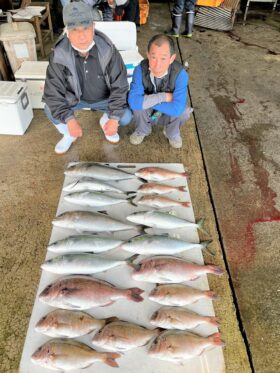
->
xmin=15 ymin=61 xmax=48 ymax=109
xmin=95 ymin=21 xmax=143 ymax=83
xmin=0 ymin=22 xmax=37 ymax=74
xmin=0 ymin=81 xmax=33 ymax=135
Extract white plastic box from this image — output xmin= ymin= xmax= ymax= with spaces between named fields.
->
xmin=0 ymin=22 xmax=37 ymax=73
xmin=95 ymin=21 xmax=143 ymax=84
xmin=0 ymin=81 xmax=33 ymax=135
xmin=15 ymin=61 xmax=48 ymax=109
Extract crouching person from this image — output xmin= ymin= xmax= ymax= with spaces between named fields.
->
xmin=128 ymin=34 xmax=192 ymax=149
xmin=43 ymin=1 xmax=132 ymax=154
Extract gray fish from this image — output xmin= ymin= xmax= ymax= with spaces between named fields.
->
xmin=92 ymin=321 xmax=160 ymax=351
xmin=65 ymin=163 xmax=135 ymax=180
xmin=41 ymin=253 xmax=132 ymax=275
xmin=31 ymin=339 xmax=120 ymax=370
xmin=63 ymin=177 xmax=125 ymax=194
xmin=64 ymin=191 xmax=130 ymax=207
xmin=39 ymin=275 xmax=144 ymax=310
xmin=35 ymin=309 xmax=106 ymax=338
xmin=48 ymin=235 xmax=123 ymax=254
xmin=127 ymin=211 xmax=208 ymax=233
xmin=122 ymin=235 xmax=212 ymax=255
xmin=149 ymin=331 xmax=225 ymax=362
xmin=150 ymin=307 xmax=219 ymax=330
xmin=52 ymin=211 xmax=139 ymax=233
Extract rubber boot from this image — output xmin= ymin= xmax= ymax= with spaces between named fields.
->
xmin=181 ymin=11 xmax=195 ymax=38
xmin=55 ymin=124 xmax=76 ymax=154
xmin=165 ymin=14 xmax=182 ymax=38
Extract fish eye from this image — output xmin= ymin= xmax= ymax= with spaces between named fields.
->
xmin=41 ymin=316 xmax=47 ymax=320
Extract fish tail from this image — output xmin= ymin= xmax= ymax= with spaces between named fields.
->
xmin=181 ymin=201 xmax=191 ymax=207
xmin=178 ymin=186 xmax=188 ymax=192
xmin=105 ymin=316 xmax=119 ymax=324
xmin=205 ymin=290 xmax=218 ymax=300
xmin=127 ymin=197 xmax=138 ymax=207
xmin=104 ymin=352 xmax=121 ymax=367
xmin=182 ymin=171 xmax=191 ymax=178
xmin=126 ymin=254 xmax=139 ymax=267
xmin=128 ymin=287 xmax=144 ymax=302
xmin=208 ymin=332 xmax=225 ymax=347
xmin=201 ymin=240 xmax=215 ymax=256
xmin=207 ymin=264 xmax=224 ymax=276
xmin=208 ymin=316 xmax=220 ymax=327
xmin=196 ymin=218 xmax=210 ymax=236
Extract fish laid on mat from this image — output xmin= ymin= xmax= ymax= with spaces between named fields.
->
xmin=39 ymin=275 xmax=144 ymax=310
xmin=64 ymin=191 xmax=131 ymax=207
xmin=92 ymin=320 xmax=160 ymax=351
xmin=137 ymin=182 xmax=187 ymax=195
xmin=35 ymin=309 xmax=106 ymax=338
xmin=63 ymin=177 xmax=125 ymax=194
xmin=41 ymin=253 xmax=136 ymax=275
xmin=149 ymin=284 xmax=217 ymax=306
xmin=53 ymin=211 xmax=140 ymax=233
xmin=126 ymin=211 xmax=207 ymax=233
xmin=132 ymin=256 xmax=224 ymax=283
xmin=150 ymin=307 xmax=219 ymax=330
xmin=31 ymin=339 xmax=120 ymax=370
xmin=135 ymin=167 xmax=190 ymax=181
xmin=65 ymin=163 xmax=135 ymax=181
xmin=121 ymin=235 xmax=212 ymax=255
xmin=48 ymin=235 xmax=123 ymax=254
xmin=136 ymin=195 xmax=191 ymax=209
xmin=148 ymin=331 xmax=225 ymax=362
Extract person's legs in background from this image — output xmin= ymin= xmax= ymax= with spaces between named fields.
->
xmin=181 ymin=0 xmax=196 ymax=37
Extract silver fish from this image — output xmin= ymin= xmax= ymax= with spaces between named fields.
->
xmin=35 ymin=309 xmax=106 ymax=338
xmin=127 ymin=211 xmax=207 ymax=233
xmin=92 ymin=321 xmax=160 ymax=351
xmin=135 ymin=167 xmax=190 ymax=181
xmin=41 ymin=253 xmax=131 ymax=275
xmin=63 ymin=177 xmax=125 ymax=194
xmin=48 ymin=235 xmax=123 ymax=254
xmin=149 ymin=331 xmax=225 ymax=362
xmin=39 ymin=275 xmax=144 ymax=310
xmin=64 ymin=191 xmax=129 ymax=207
xmin=31 ymin=339 xmax=120 ymax=370
xmin=136 ymin=195 xmax=191 ymax=209
xmin=137 ymin=182 xmax=187 ymax=195
xmin=122 ymin=235 xmax=212 ymax=255
xmin=52 ymin=211 xmax=139 ymax=233
xmin=150 ymin=307 xmax=219 ymax=330
xmin=149 ymin=284 xmax=217 ymax=306
xmin=65 ymin=163 xmax=135 ymax=180
xmin=132 ymin=255 xmax=224 ymax=283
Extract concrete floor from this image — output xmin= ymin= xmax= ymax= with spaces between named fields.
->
xmin=0 ymin=3 xmax=279 ymax=372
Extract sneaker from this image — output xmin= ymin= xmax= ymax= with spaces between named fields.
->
xmin=163 ymin=128 xmax=182 ymax=149
xmin=130 ymin=132 xmax=146 ymax=145
xmin=181 ymin=32 xmax=192 ymax=38
xmin=55 ymin=135 xmax=76 ymax=154
xmin=164 ymin=30 xmax=179 ymax=38
xmin=99 ymin=113 xmax=120 ymax=144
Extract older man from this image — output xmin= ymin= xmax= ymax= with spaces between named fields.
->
xmin=43 ymin=1 xmax=132 ymax=154
xmin=128 ymin=34 xmax=191 ymax=149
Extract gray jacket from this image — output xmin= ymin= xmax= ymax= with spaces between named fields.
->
xmin=43 ymin=30 xmax=129 ymax=123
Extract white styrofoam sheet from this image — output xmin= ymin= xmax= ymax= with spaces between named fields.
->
xmin=20 ymin=163 xmax=225 ymax=373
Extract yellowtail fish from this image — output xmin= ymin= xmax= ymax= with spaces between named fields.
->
xmin=65 ymin=163 xmax=135 ymax=180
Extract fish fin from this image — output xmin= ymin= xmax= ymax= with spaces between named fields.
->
xmin=137 ymin=177 xmax=148 ymax=183
xmin=126 ymin=254 xmax=140 ymax=267
xmin=208 ymin=316 xmax=220 ymax=327
xmin=101 ymin=301 xmax=115 ymax=307
xmin=207 ymin=264 xmax=224 ymax=276
xmin=208 ymin=332 xmax=225 ymax=347
xmin=126 ymin=191 xmax=137 ymax=196
xmin=190 ymin=276 xmax=200 ymax=281
xmin=105 ymin=316 xmax=119 ymax=324
xmin=181 ymin=201 xmax=191 ymax=208
xmin=206 ymin=290 xmax=218 ymax=300
xmin=178 ymin=186 xmax=188 ymax=192
xmin=104 ymin=353 xmax=121 ymax=368
xmin=201 ymin=240 xmax=215 ymax=256
xmin=97 ymin=210 xmax=109 ymax=215
xmin=128 ymin=287 xmax=144 ymax=302
xmin=127 ymin=197 xmax=138 ymax=207
xmin=182 ymin=171 xmax=191 ymax=178
xmin=196 ymin=218 xmax=210 ymax=236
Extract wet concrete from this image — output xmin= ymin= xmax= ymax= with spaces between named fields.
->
xmin=1 ymin=3 xmax=279 ymax=373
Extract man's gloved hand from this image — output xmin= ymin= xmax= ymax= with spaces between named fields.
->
xmin=67 ymin=118 xmax=83 ymax=137
xmin=102 ymin=118 xmax=119 ymax=136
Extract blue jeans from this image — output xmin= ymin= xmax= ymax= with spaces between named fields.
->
xmin=44 ymin=100 xmax=133 ymax=128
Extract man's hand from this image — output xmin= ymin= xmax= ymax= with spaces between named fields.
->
xmin=165 ymin=93 xmax=173 ymax=102
xmin=67 ymin=118 xmax=83 ymax=137
xmin=102 ymin=118 xmax=119 ymax=136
